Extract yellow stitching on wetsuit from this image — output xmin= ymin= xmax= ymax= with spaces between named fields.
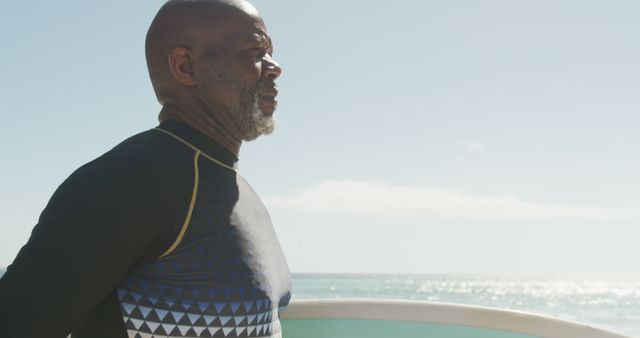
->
xmin=159 ymin=151 xmax=201 ymax=258
xmin=154 ymin=128 xmax=237 ymax=172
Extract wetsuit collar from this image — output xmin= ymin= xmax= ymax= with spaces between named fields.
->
xmin=157 ymin=119 xmax=239 ymax=167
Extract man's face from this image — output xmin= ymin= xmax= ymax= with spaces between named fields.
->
xmin=193 ymin=6 xmax=282 ymax=142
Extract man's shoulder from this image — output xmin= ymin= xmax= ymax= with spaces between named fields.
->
xmin=68 ymin=128 xmax=196 ymax=189
xmin=110 ymin=127 xmax=195 ymax=163
xmin=107 ymin=127 xmax=196 ymax=167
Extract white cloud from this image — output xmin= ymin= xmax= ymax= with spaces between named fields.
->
xmin=265 ymin=180 xmax=631 ymax=220
xmin=461 ymin=139 xmax=486 ymax=151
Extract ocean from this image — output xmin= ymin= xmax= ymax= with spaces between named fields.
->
xmin=1 ymin=269 xmax=638 ymax=336
xmin=291 ymin=274 xmax=640 ymax=337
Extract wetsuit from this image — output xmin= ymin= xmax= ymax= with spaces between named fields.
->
xmin=0 ymin=120 xmax=291 ymax=338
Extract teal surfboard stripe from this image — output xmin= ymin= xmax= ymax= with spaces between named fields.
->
xmin=282 ymin=318 xmax=538 ymax=338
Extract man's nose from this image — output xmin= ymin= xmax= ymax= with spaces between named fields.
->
xmin=263 ymin=54 xmax=282 ymax=79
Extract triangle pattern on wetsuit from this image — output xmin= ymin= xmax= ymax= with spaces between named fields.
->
xmin=118 ymin=288 xmax=286 ymax=337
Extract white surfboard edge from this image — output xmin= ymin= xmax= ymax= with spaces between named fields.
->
xmin=280 ymin=298 xmax=633 ymax=338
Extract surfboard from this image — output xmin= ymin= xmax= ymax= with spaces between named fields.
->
xmin=280 ymin=299 xmax=631 ymax=338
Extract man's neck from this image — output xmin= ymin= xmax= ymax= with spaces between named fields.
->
xmin=158 ymin=104 xmax=241 ymax=157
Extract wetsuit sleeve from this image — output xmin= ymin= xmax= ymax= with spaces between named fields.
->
xmin=0 ymin=149 xmax=193 ymax=338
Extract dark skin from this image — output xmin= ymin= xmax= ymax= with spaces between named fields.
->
xmin=147 ymin=0 xmax=282 ymax=156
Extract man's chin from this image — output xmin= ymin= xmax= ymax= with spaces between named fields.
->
xmin=241 ymin=114 xmax=277 ymax=142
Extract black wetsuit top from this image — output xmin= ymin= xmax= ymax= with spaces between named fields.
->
xmin=0 ymin=120 xmax=291 ymax=338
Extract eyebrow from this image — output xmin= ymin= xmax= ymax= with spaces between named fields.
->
xmin=250 ymin=33 xmax=273 ymax=52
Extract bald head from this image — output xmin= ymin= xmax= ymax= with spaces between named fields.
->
xmin=146 ymin=0 xmax=263 ymax=104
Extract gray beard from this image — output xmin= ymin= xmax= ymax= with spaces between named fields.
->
xmin=196 ymin=73 xmax=278 ymax=142
xmin=197 ymin=90 xmax=277 ymax=143
xmin=234 ymin=92 xmax=277 ymax=142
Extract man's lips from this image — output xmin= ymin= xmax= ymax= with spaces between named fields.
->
xmin=258 ymin=86 xmax=278 ymax=99
xmin=257 ymin=85 xmax=278 ymax=114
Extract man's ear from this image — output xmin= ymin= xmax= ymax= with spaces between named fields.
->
xmin=168 ymin=47 xmax=198 ymax=86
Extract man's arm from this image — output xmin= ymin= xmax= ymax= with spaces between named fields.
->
xmin=0 ymin=149 xmax=192 ymax=338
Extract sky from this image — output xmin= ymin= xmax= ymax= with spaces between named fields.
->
xmin=1 ymin=0 xmax=639 ymax=275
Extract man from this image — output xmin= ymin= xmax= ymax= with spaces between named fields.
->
xmin=0 ymin=0 xmax=291 ymax=337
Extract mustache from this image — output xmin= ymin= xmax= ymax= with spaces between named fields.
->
xmin=256 ymin=79 xmax=276 ymax=91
